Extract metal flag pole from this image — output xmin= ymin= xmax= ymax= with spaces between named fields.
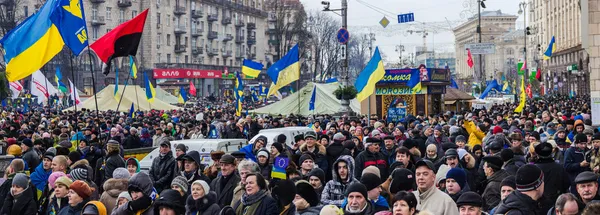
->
xmin=116 ymin=59 xmax=132 ymax=113
xmin=86 ymin=47 xmax=100 ymax=117
xmin=41 ymin=65 xmax=50 ymax=107
xmin=132 ymin=56 xmax=140 ymax=111
xmin=69 ymin=51 xmax=77 ymax=113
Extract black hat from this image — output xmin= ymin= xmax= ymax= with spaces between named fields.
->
xmin=516 ymin=164 xmax=544 ymax=192
xmin=488 ymin=139 xmax=503 ymax=152
xmin=501 ymin=176 xmax=516 ymax=189
xmin=456 ymin=191 xmax=483 ymax=208
xmin=68 ymin=151 xmax=82 ymax=164
xmin=154 ymin=189 xmax=185 ymax=214
xmin=402 ymin=139 xmax=417 ymax=149
xmin=455 ymin=135 xmax=466 ymax=143
xmin=445 ymin=148 xmax=458 ymax=159
xmin=299 ymin=153 xmax=314 ymax=165
xmin=383 ymin=136 xmax=395 ymax=141
xmin=389 ymin=168 xmax=415 ymax=193
xmin=365 ymin=137 xmax=382 ymax=144
xmin=500 ymin=148 xmax=514 ymax=162
xmin=271 ymin=179 xmax=296 ymax=206
xmin=175 ymin=144 xmax=187 ymax=153
xmin=575 ymin=133 xmax=588 ymax=144
xmin=482 ymin=155 xmax=503 ymax=170
xmin=308 ymin=168 xmax=325 ymax=183
xmin=534 ymin=142 xmax=553 ymax=158
xmin=272 ymin=142 xmax=284 ymax=154
xmin=294 ymin=134 xmax=305 ymax=143
xmin=345 ymin=182 xmax=368 ymax=199
xmin=277 ymin=134 xmax=287 ymax=144
xmin=574 ymin=171 xmax=598 ymax=184
xmin=180 ymin=151 xmax=202 ymax=167
xmin=160 ymin=140 xmax=171 ymax=147
xmin=442 ymin=142 xmax=458 ymax=151
xmin=22 ymin=138 xmax=33 ymax=148
xmin=295 ymin=180 xmax=319 ymax=207
xmin=231 ymin=151 xmax=246 ymax=159
xmin=530 ymin=131 xmax=541 ymax=141
xmin=220 ymin=154 xmax=236 ymax=164
xmin=415 ymin=160 xmax=436 ymax=173
xmin=360 ymin=173 xmax=381 ymax=191
xmin=593 ymin=133 xmax=600 ymax=141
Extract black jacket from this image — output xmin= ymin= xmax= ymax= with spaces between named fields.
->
xmin=325 ymin=141 xmax=351 ymax=181
xmin=0 ymin=172 xmax=35 ymax=211
xmin=186 ymin=191 xmax=221 ymax=215
xmin=22 ymin=148 xmax=40 ymax=173
xmin=209 ymin=173 xmax=241 ymax=208
xmin=482 ymin=169 xmax=511 ymax=211
xmin=123 ymin=135 xmax=142 ymax=149
xmin=504 ymin=157 xmax=526 ymax=176
xmin=495 ymin=191 xmax=542 ymax=215
xmin=233 ymin=194 xmax=278 ymax=215
xmin=354 ymin=149 xmax=389 ymax=180
xmin=0 ymin=186 xmax=37 ymax=215
xmin=535 ymin=158 xmax=570 ymax=214
xmin=57 ymin=200 xmax=88 ymax=215
xmin=343 ymin=201 xmax=375 ymax=215
xmin=149 ymin=151 xmax=177 ymax=192
xmin=104 ymin=152 xmax=126 ymax=183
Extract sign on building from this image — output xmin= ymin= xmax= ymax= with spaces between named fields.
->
xmin=465 ymin=43 xmax=496 ymax=55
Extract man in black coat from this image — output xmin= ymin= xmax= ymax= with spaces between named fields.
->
xmin=20 ymin=138 xmax=40 ymax=173
xmin=325 ymin=133 xmax=351 ymax=181
xmin=149 ymin=141 xmax=176 ymax=193
xmin=354 ymin=138 xmax=388 ymax=180
xmin=123 ymin=127 xmax=142 ymax=149
xmin=177 ymin=150 xmax=211 ymax=191
xmin=495 ymin=164 xmax=545 ymax=215
xmin=534 ymin=142 xmax=570 ymax=214
xmin=210 ymin=154 xmax=241 ymax=207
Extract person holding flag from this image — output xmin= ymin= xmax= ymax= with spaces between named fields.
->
xmin=178 ymin=86 xmax=188 ymax=104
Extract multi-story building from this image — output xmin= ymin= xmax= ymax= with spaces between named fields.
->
xmin=453 ymin=10 xmax=518 ymax=87
xmin=529 ymin=0 xmax=588 ymax=95
xmin=415 ymin=52 xmax=456 ymax=72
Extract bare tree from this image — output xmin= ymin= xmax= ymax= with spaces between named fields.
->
xmin=347 ymin=33 xmax=369 ymax=83
xmin=265 ymin=0 xmax=309 ymax=61
xmin=306 ymin=10 xmax=341 ymax=81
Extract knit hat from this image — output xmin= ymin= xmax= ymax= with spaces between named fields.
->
xmin=296 ymin=180 xmax=319 ymax=207
xmin=593 ymin=133 xmax=600 ymax=141
xmin=501 ymin=176 xmax=516 ymax=189
xmin=171 ymin=176 xmax=189 ymax=193
xmin=58 ymin=140 xmax=73 ymax=149
xmin=117 ymin=191 xmax=132 ymax=202
xmin=220 ymin=154 xmax=235 ymax=164
xmin=192 ymin=180 xmax=210 ymax=194
xmin=21 ymin=138 xmax=33 ymax=148
xmin=362 ymin=165 xmax=381 ymax=179
xmin=449 ymin=126 xmax=460 ymax=136
xmin=70 ymin=168 xmax=88 ymax=181
xmin=389 ymin=168 xmax=414 ymax=193
xmin=154 ymin=189 xmax=185 ymax=215
xmin=402 ymin=139 xmax=417 ymax=149
xmin=493 ymin=126 xmax=503 ymax=135
xmin=308 ymin=168 xmax=325 ymax=183
xmin=575 ymin=133 xmax=588 ymax=144
xmin=43 ymin=151 xmax=55 ymax=161
xmin=446 ymin=168 xmax=467 ymax=189
xmin=49 ymin=172 xmax=68 ymax=189
xmin=345 ymin=182 xmax=368 ymax=199
xmin=500 ymin=148 xmax=514 ymax=162
xmin=455 ymin=135 xmax=466 ymax=143
xmin=12 ymin=173 xmax=28 ymax=189
xmin=257 ymin=150 xmax=269 ymax=158
xmin=112 ymin=167 xmax=130 ymax=180
xmin=54 ymin=176 xmax=73 ymax=189
xmin=175 ymin=144 xmax=187 ymax=153
xmin=456 ymin=191 xmax=483 ymax=207
xmin=46 ymin=147 xmax=57 ymax=157
xmin=272 ymin=142 xmax=284 ymax=154
xmin=360 ymin=173 xmax=381 ymax=191
xmin=482 ymin=155 xmax=503 ymax=170
xmin=299 ymin=153 xmax=314 ymax=165
xmin=516 ymin=164 xmax=544 ymax=192
xmin=70 ymin=180 xmax=93 ymax=199
xmin=434 ymin=125 xmax=443 ymax=131
xmin=320 ymin=205 xmax=344 ymax=215
xmin=457 ymin=149 xmax=468 ymax=160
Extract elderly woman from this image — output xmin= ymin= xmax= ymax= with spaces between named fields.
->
xmin=391 ymin=191 xmax=419 ymax=215
xmin=232 ymin=160 xmax=262 ymax=204
xmin=185 ymin=180 xmax=220 ymax=214
xmin=232 ymin=173 xmax=277 ymax=215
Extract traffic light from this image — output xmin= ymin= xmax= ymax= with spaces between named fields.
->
xmin=526 ymin=27 xmax=531 ymax=35
xmin=537 ymin=44 xmax=541 ymax=51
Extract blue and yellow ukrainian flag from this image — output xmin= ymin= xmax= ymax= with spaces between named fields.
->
xmin=242 ymin=59 xmax=263 ymax=78
xmin=55 ymin=67 xmax=68 ymax=93
xmin=114 ymin=65 xmax=120 ymax=101
xmin=130 ymin=55 xmax=138 ymax=79
xmin=235 ymin=72 xmax=244 ymax=116
xmin=267 ymin=45 xmax=300 ymax=96
xmin=407 ymin=69 xmax=422 ymax=94
xmin=144 ymin=72 xmax=156 ymax=103
xmin=0 ymin=0 xmax=88 ymax=82
xmin=271 ymin=156 xmax=289 ymax=179
xmin=129 ymin=103 xmax=135 ymax=118
xmin=543 ymin=36 xmax=556 ymax=60
xmin=355 ymin=47 xmax=386 ymax=101
xmin=178 ymin=86 xmax=188 ymax=104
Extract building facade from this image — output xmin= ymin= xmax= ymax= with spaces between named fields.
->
xmin=415 ymin=52 xmax=456 ymax=72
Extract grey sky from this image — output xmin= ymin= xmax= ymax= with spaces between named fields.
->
xmin=300 ymin=0 xmax=525 ymax=63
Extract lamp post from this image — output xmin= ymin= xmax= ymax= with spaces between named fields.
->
xmin=518 ymin=1 xmax=528 ymax=84
xmin=477 ymin=0 xmax=486 ymax=83
xmin=322 ymin=1 xmax=351 ymax=114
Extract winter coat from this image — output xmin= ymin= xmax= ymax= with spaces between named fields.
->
xmin=232 ymin=193 xmax=278 ymax=215
xmin=342 ymin=201 xmax=375 ymax=215
xmin=354 ymin=149 xmax=389 ymax=180
xmin=104 ymin=152 xmax=126 ymax=183
xmin=111 ymin=172 xmax=155 ymax=215
xmin=185 ymin=191 xmax=221 ymax=215
xmin=296 ymin=205 xmax=323 ymax=215
xmin=0 ymin=172 xmax=34 ymax=211
xmin=535 ymin=158 xmax=571 ymax=214
xmin=563 ymin=147 xmax=590 ymax=183
xmin=464 ymin=121 xmax=485 ymax=148
xmin=494 ymin=191 xmax=542 ymax=215
xmin=149 ymin=151 xmax=176 ymax=192
xmin=57 ymin=200 xmax=88 ymax=215
xmin=123 ymin=135 xmax=142 ymax=149
xmin=30 ymin=162 xmax=51 ymax=198
xmin=297 ymin=142 xmax=329 ymax=178
xmin=503 ymin=157 xmax=526 ymax=176
xmin=380 ymin=146 xmax=398 ymax=168
xmin=321 ymin=155 xmax=359 ymax=207
xmin=209 ymin=173 xmax=241 ymax=208
xmin=590 ymin=147 xmax=600 ymax=173
xmin=239 ymin=144 xmax=258 ymax=162
xmin=100 ymin=178 xmax=128 ymax=215
xmin=258 ymin=163 xmax=272 ymax=181
xmin=482 ymin=169 xmax=511 ymax=211
xmin=22 ymin=148 xmax=40 ymax=173
xmin=325 ymin=141 xmax=351 ymax=181
xmin=412 ymin=186 xmax=459 ymax=215
xmin=43 ymin=194 xmax=69 ymax=215
xmin=0 ymin=186 xmax=37 ymax=215
xmin=426 ymin=135 xmax=452 ymax=158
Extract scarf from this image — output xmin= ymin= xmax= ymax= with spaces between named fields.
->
xmin=236 ymin=190 xmax=267 ymax=215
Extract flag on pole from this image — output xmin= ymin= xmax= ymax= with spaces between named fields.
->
xmin=178 ymin=86 xmax=188 ymax=104
xmin=407 ymin=69 xmax=422 ymax=94
xmin=526 ymin=84 xmax=533 ymax=98
xmin=450 ymin=78 xmax=459 ymax=89
xmin=144 ymin=72 xmax=156 ymax=103
xmin=241 ymin=59 xmax=263 ymax=78
xmin=309 ymin=85 xmax=317 ymax=111
xmin=90 ymin=9 xmax=149 ymax=75
xmin=50 ymin=0 xmax=89 ymax=55
xmin=235 ymin=72 xmax=244 ymax=116
xmin=129 ymin=55 xmax=138 ymax=79
xmin=271 ymin=156 xmax=289 ymax=179
xmin=68 ymin=79 xmax=81 ymax=107
xmin=31 ymin=70 xmax=58 ymax=104
xmin=466 ymin=48 xmax=474 ymax=68
xmin=189 ymin=81 xmax=197 ymax=96
xmin=113 ymin=65 xmax=120 ymax=101
xmin=129 ymin=103 xmax=135 ymax=118
xmin=535 ymin=67 xmax=542 ymax=81
xmin=55 ymin=67 xmax=68 ymax=93
xmin=514 ymin=76 xmax=526 ymax=113
xmin=543 ymin=36 xmax=556 ymax=60
xmin=267 ymin=45 xmax=300 ymax=96
xmin=355 ymin=47 xmax=386 ymax=101
xmin=9 ymin=82 xmax=23 ymax=98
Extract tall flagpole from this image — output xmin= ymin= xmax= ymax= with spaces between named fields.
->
xmin=86 ymin=47 xmax=100 ymax=117
xmin=116 ymin=59 xmax=132 ymax=112
xmin=69 ymin=51 xmax=77 ymax=113
xmin=132 ymin=56 xmax=140 ymax=110
xmin=42 ymin=65 xmax=50 ymax=107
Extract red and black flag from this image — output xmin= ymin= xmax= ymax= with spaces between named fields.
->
xmin=91 ymin=9 xmax=149 ymax=75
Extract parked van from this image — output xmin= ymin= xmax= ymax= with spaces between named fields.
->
xmin=139 ymin=139 xmax=247 ymax=171
xmin=249 ymin=126 xmax=314 ymax=149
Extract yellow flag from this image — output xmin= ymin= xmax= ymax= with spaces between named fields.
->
xmin=514 ymin=76 xmax=526 ymax=113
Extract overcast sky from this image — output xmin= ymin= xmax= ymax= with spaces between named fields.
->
xmin=300 ymin=0 xmax=526 ymax=63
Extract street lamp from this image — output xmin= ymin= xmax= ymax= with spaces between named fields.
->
xmin=518 ymin=2 xmax=528 ymax=84
xmin=476 ymin=0 xmax=485 ymax=83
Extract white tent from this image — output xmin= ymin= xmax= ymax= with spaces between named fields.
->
xmin=250 ymin=82 xmax=361 ymax=115
xmin=154 ymin=86 xmax=179 ymax=104
xmin=64 ymin=85 xmax=181 ymax=111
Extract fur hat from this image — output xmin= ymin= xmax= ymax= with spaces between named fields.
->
xmin=295 ymin=180 xmax=319 ymax=207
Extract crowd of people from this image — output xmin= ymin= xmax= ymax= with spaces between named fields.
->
xmin=0 ymin=95 xmax=599 ymax=215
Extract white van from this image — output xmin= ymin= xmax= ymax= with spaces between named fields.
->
xmin=139 ymin=139 xmax=247 ymax=171
xmin=249 ymin=126 xmax=314 ymax=149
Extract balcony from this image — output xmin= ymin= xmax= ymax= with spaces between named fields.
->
xmin=207 ymin=48 xmax=219 ymax=56
xmin=250 ymin=53 xmax=256 ymax=59
xmin=117 ymin=0 xmax=131 ymax=7
xmin=247 ymin=36 xmax=256 ymax=45
xmin=223 ymin=34 xmax=233 ymax=42
xmin=174 ymin=44 xmax=187 ymax=53
xmin=192 ymin=47 xmax=203 ymax=55
xmin=156 ymin=23 xmax=162 ymax=29
xmin=268 ymin=39 xmax=279 ymax=45
xmin=222 ymin=17 xmax=232 ymax=25
xmin=235 ymin=52 xmax=243 ymax=59
xmin=91 ymin=16 xmax=105 ymax=26
xmin=90 ymin=0 xmax=105 ymax=3
xmin=174 ymin=6 xmax=186 ymax=15
xmin=222 ymin=50 xmax=232 ymax=58
xmin=268 ymin=14 xmax=277 ymax=22
xmin=207 ymin=14 xmax=218 ymax=22
xmin=235 ymin=20 xmax=244 ymax=27
xmin=191 ymin=10 xmax=203 ymax=18
xmin=191 ymin=29 xmax=202 ymax=37
xmin=174 ymin=25 xmax=186 ymax=34
xmin=235 ymin=35 xmax=244 ymax=43
xmin=207 ymin=31 xmax=218 ymax=40
xmin=247 ymin=22 xmax=256 ymax=29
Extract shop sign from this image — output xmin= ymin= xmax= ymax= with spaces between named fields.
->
xmin=387 ymin=98 xmax=407 ymax=123
xmin=427 ymin=86 xmax=446 ymax=94
xmin=429 ymin=69 xmax=450 ymax=82
xmin=153 ymin=69 xmax=222 ymax=79
xmin=379 ymin=67 xmax=449 ymax=84
xmin=376 ymin=86 xmax=427 ymax=95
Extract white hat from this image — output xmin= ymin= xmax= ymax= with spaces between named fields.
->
xmin=192 ymin=180 xmax=210 ymax=194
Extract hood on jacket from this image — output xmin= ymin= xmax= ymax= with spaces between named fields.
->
xmin=187 ymin=191 xmax=218 ymax=212
xmin=332 ymin=155 xmax=355 ymax=183
xmin=180 ymin=150 xmax=202 ymax=170
xmin=83 ymin=201 xmax=108 ymax=215
xmin=155 ymin=189 xmax=185 ymax=214
xmin=126 ymin=158 xmax=141 ymax=173
xmin=102 ymin=178 xmax=128 ymax=197
xmin=128 ymin=172 xmax=154 ymax=197
xmin=300 ymin=142 xmax=326 ymax=155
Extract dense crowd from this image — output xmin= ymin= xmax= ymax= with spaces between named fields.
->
xmin=0 ymin=95 xmax=599 ymax=215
